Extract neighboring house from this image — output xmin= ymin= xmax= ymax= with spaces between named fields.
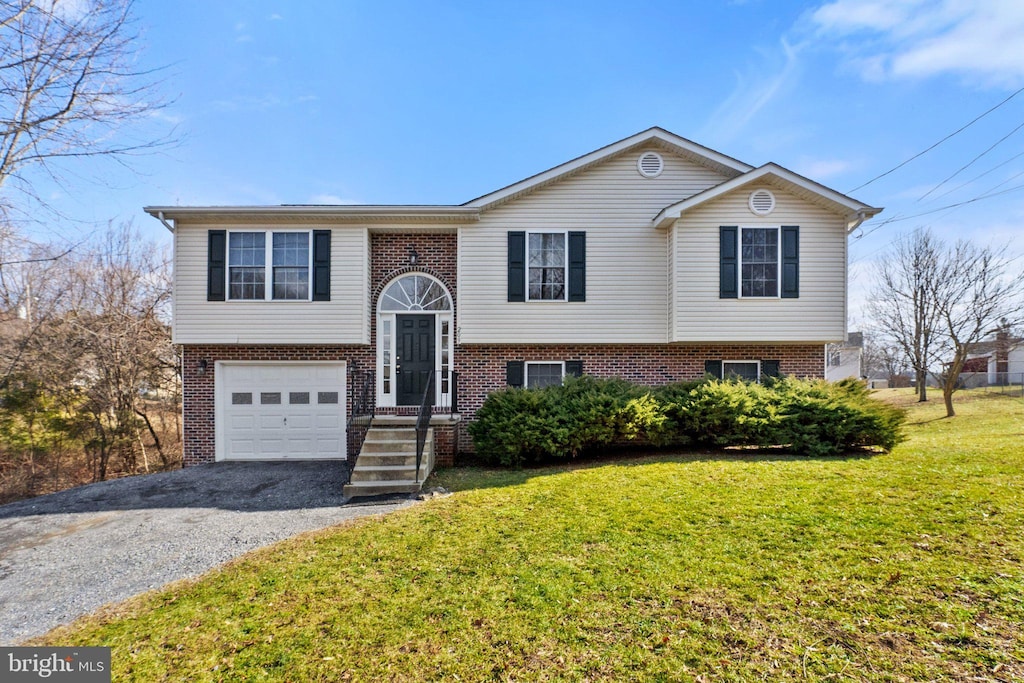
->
xmin=145 ymin=127 xmax=881 ymax=471
xmin=825 ymin=331 xmax=864 ymax=381
xmin=964 ymin=329 xmax=1024 ymax=384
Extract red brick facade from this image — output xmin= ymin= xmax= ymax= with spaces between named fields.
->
xmin=180 ymin=232 xmax=826 ymax=466
xmin=181 ymin=345 xmax=375 ymax=466
xmin=451 ymin=343 xmax=824 ymax=453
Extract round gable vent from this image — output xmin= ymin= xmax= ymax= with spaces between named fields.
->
xmin=748 ymin=188 xmax=776 ymax=215
xmin=637 ymin=151 xmax=664 ymax=178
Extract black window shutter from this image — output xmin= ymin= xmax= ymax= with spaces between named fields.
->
xmin=207 ymin=230 xmax=226 ymax=301
xmin=507 ymin=231 xmax=526 ymax=302
xmin=762 ymin=360 xmax=781 ymax=378
xmin=568 ymin=231 xmax=586 ymax=302
xmin=506 ymin=360 xmax=524 ymax=387
xmin=704 ymin=360 xmax=722 ymax=378
xmin=719 ymin=226 xmax=738 ymax=298
xmin=565 ymin=360 xmax=584 ymax=377
xmin=312 ymin=230 xmax=331 ymax=301
xmin=781 ymin=226 xmax=799 ymax=298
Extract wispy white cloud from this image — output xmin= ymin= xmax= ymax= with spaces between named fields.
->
xmin=810 ymin=0 xmax=1024 ymax=87
xmin=234 ymin=20 xmax=253 ymax=43
xmin=268 ymin=13 xmax=284 ymax=21
xmin=148 ymin=110 xmax=185 ymax=126
xmin=308 ymin=194 xmax=360 ymax=205
xmin=209 ymin=94 xmax=321 ymax=113
xmin=794 ymin=157 xmax=854 ymax=179
xmin=701 ymin=38 xmax=800 ymax=143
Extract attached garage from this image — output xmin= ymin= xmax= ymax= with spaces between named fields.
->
xmin=216 ymin=362 xmax=347 ymax=461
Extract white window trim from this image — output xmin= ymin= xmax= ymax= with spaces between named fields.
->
xmin=375 ymin=273 xmax=455 ymax=408
xmin=722 ymin=359 xmax=762 ymax=383
xmin=737 ymin=226 xmax=781 ymax=300
xmin=226 ymin=229 xmax=313 ymax=302
xmin=525 ymin=360 xmax=566 ymax=389
xmin=525 ymin=230 xmax=568 ymax=302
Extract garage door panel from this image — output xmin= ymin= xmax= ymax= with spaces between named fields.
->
xmin=316 ymin=438 xmax=342 ymax=452
xmin=287 ymin=415 xmax=313 ymax=429
xmin=218 ymin=362 xmax=347 ymax=461
xmin=230 ymin=415 xmax=256 ymax=429
xmin=315 ymin=414 xmax=341 ymax=428
xmin=230 ymin=439 xmax=255 ymax=454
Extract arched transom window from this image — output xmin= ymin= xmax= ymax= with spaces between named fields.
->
xmin=379 ymin=274 xmax=452 ymax=311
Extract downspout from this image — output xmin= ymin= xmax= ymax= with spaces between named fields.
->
xmin=155 ymin=211 xmax=175 ymax=232
xmin=846 ymin=209 xmax=868 ymax=234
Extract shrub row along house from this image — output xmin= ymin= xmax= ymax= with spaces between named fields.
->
xmin=146 ymin=127 xmax=881 ymax=493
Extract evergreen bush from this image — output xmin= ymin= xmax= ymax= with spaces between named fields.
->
xmin=469 ymin=375 xmax=905 ymax=466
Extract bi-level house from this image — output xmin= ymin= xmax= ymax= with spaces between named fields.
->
xmin=146 ymin=127 xmax=881 ymax=494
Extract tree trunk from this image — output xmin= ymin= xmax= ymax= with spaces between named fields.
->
xmin=916 ymin=368 xmax=928 ymax=402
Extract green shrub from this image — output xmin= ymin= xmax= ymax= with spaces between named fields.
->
xmin=771 ymin=378 xmax=906 ymax=457
xmin=657 ymin=380 xmax=775 ymax=447
xmin=468 ymin=376 xmax=667 ymax=467
xmin=468 ymin=375 xmax=905 ymax=466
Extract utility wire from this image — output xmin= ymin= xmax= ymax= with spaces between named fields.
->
xmin=931 ymin=148 xmax=1024 ymax=202
xmin=848 ymin=86 xmax=1024 ymax=193
xmin=917 ymin=119 xmax=1024 ymax=201
xmin=851 ymin=170 xmax=1024 ymax=254
xmin=862 ymin=179 xmax=1024 ymax=229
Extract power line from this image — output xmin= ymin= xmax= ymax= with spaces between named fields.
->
xmin=886 ymin=180 xmax=1024 ymax=223
xmin=931 ymin=148 xmax=1024 ymax=202
xmin=917 ymin=119 xmax=1024 ymax=202
xmin=849 ymin=175 xmax=1024 ymax=265
xmin=848 ymin=86 xmax=1024 ymax=193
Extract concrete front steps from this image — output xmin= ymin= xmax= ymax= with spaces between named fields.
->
xmin=343 ymin=419 xmax=434 ymax=498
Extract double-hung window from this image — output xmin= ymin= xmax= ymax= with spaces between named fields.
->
xmin=720 ymin=225 xmax=797 ymax=299
xmin=722 ymin=361 xmax=761 ymax=382
xmin=228 ymin=231 xmax=310 ymax=301
xmin=705 ymin=359 xmax=779 ymax=383
xmin=740 ymin=227 xmax=779 ymax=298
xmin=526 ymin=361 xmax=564 ymax=389
xmin=528 ymin=232 xmax=566 ymax=301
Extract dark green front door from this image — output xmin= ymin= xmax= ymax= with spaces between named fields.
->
xmin=396 ymin=315 xmax=435 ymax=406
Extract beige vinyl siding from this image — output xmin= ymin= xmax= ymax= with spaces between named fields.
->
xmin=173 ymin=224 xmax=369 ymax=344
xmin=672 ymin=186 xmax=847 ymax=343
xmin=459 ymin=148 xmax=729 ymax=344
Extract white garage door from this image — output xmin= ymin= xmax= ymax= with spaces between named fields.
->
xmin=217 ymin=362 xmax=347 ymax=461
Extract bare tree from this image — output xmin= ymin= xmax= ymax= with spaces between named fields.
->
xmin=860 ymin=327 xmax=908 ymax=382
xmin=59 ymin=223 xmax=173 ymax=478
xmin=868 ymin=230 xmax=943 ymax=401
xmin=0 ymin=0 xmax=170 ymax=207
xmin=0 ymin=224 xmax=176 ymax=496
xmin=930 ymin=242 xmax=1024 ymax=417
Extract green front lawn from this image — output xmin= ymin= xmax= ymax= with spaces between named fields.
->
xmin=42 ymin=390 xmax=1024 ymax=681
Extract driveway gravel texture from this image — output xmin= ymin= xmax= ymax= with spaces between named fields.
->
xmin=0 ymin=462 xmax=414 ymax=644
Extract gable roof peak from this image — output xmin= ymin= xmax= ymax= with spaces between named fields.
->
xmin=463 ymin=127 xmax=754 ymax=210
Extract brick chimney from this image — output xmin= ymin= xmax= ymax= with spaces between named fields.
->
xmin=995 ymin=323 xmax=1010 ymax=376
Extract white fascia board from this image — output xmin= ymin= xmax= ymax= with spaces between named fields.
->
xmin=143 ymin=205 xmax=480 ymax=223
xmin=652 ymin=163 xmax=884 ymax=230
xmin=463 ymin=127 xmax=754 ymax=210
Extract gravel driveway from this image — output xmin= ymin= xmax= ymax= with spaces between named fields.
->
xmin=0 ymin=462 xmax=414 ymax=644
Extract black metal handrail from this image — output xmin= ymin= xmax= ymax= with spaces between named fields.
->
xmin=414 ymin=371 xmax=435 ymax=483
xmin=347 ymin=369 xmax=375 ymax=432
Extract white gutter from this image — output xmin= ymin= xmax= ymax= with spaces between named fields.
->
xmin=155 ymin=211 xmax=175 ymax=233
xmin=846 ymin=209 xmax=868 ymax=234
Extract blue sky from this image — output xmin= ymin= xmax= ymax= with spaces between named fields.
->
xmin=22 ymin=0 xmax=1024 ymax=323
